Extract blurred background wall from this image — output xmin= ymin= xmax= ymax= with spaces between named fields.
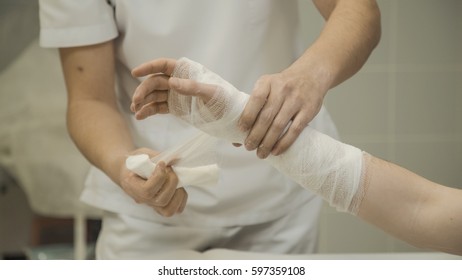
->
xmin=0 ymin=0 xmax=461 ymax=257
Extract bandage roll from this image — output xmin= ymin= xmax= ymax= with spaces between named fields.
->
xmin=126 ymin=153 xmax=220 ymax=188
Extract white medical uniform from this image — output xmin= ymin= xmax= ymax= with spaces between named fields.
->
xmin=39 ymin=0 xmax=339 ymax=258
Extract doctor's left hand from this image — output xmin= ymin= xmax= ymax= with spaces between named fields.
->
xmin=237 ymin=67 xmax=328 ymax=159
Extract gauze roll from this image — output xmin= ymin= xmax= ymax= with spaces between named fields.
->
xmin=126 ymin=154 xmax=219 ymax=188
xmin=126 ymin=131 xmax=220 ymax=188
xmin=168 ymin=57 xmax=367 ymax=213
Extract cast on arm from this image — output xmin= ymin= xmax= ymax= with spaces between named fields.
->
xmin=237 ymin=0 xmax=381 ymax=159
xmin=59 ymin=41 xmax=187 ymax=217
xmin=131 ymin=57 xmax=462 ymax=255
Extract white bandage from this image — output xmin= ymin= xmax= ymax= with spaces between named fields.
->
xmin=126 ymin=153 xmax=220 ymax=188
xmin=126 ymin=154 xmax=154 ymax=179
xmin=167 ymin=57 xmax=367 ymax=213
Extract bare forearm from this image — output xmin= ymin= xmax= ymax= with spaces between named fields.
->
xmin=292 ymin=0 xmax=381 ymax=89
xmin=67 ymin=99 xmax=134 ymax=185
xmin=60 ymin=41 xmax=135 ymax=185
xmin=358 ymin=155 xmax=462 ymax=255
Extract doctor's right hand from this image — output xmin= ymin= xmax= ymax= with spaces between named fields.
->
xmin=119 ymin=148 xmax=188 ymax=217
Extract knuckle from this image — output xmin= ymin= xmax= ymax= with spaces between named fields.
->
xmin=272 ymin=119 xmax=287 ymax=131
xmin=258 ymin=74 xmax=272 ymax=83
xmin=259 ymin=108 xmax=274 ymax=123
xmin=280 ymin=80 xmax=295 ymax=92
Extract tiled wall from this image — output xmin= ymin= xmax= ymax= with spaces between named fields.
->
xmin=299 ymin=0 xmax=462 ymax=253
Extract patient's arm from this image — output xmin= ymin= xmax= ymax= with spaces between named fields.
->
xmin=358 ymin=154 xmax=462 ymax=255
xmin=131 ymin=58 xmax=462 ymax=256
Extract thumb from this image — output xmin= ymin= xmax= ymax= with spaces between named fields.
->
xmin=169 ymin=77 xmax=217 ymax=102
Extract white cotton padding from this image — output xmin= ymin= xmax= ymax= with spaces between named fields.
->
xmin=167 ymin=57 xmax=366 ymax=213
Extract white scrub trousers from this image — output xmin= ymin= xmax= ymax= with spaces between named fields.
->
xmin=96 ymin=196 xmax=323 ymax=259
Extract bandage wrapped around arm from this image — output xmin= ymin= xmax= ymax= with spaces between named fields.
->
xmin=168 ymin=57 xmax=368 ymax=214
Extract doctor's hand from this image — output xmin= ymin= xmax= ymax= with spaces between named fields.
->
xmin=120 ymin=148 xmax=188 ymax=217
xmin=237 ymin=68 xmax=328 ymax=159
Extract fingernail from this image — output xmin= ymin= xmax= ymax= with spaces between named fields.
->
xmin=245 ymin=140 xmax=256 ymax=151
xmin=257 ymin=146 xmax=269 ymax=159
xmin=155 ymin=162 xmax=166 ymax=176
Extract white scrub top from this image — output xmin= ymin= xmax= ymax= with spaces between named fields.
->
xmin=39 ymin=0 xmax=338 ymax=227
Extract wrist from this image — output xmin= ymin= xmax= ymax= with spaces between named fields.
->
xmin=286 ymin=52 xmax=334 ymax=97
xmin=102 ymin=149 xmax=133 ymax=186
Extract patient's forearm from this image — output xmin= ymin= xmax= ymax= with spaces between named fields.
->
xmin=358 ymin=155 xmax=462 ymax=255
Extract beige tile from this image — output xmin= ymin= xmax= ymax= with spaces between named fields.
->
xmin=325 ymin=72 xmax=390 ymax=136
xmin=352 ymin=142 xmax=390 ymax=161
xmin=297 ymin=0 xmax=324 ymax=45
xmin=457 ymin=72 xmax=462 ymax=135
xmin=394 ymin=141 xmax=462 ymax=188
xmin=395 ymin=71 xmax=459 ymax=135
xmin=396 ymin=0 xmax=461 ymax=64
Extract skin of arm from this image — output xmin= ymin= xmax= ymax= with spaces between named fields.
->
xmin=130 ymin=61 xmax=462 ymax=255
xmin=237 ymin=0 xmax=381 ymax=159
xmin=358 ymin=155 xmax=462 ymax=256
xmin=59 ymin=41 xmax=187 ymax=217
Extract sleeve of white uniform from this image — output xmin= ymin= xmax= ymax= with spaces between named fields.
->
xmin=39 ymin=0 xmax=118 ymax=48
